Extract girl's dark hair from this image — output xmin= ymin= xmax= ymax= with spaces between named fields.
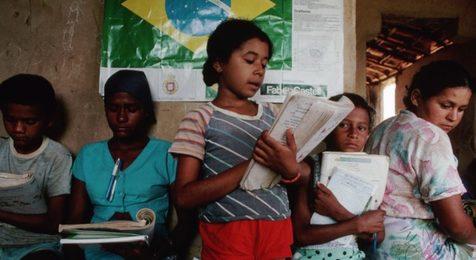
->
xmin=0 ymin=74 xmax=56 ymax=116
xmin=403 ymin=60 xmax=473 ymax=111
xmin=329 ymin=93 xmax=376 ymax=129
xmin=202 ymin=19 xmax=273 ymax=86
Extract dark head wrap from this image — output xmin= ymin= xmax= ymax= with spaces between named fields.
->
xmin=104 ymin=70 xmax=156 ymax=124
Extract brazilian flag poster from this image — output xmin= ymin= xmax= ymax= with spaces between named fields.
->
xmin=99 ymin=0 xmax=343 ymax=102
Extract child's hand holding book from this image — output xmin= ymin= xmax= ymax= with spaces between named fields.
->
xmin=355 ymin=210 xmax=385 ymax=235
xmin=253 ymin=129 xmax=301 ymax=183
xmin=314 ymin=182 xmax=353 ymax=222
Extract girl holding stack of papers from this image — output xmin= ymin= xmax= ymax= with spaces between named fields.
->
xmin=291 ymin=93 xmax=385 ymax=260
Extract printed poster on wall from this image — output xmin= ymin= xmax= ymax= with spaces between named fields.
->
xmin=99 ymin=0 xmax=343 ymax=102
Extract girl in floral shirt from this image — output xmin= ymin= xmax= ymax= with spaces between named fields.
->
xmin=365 ymin=60 xmax=476 ymax=259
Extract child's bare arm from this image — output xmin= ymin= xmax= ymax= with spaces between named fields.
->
xmin=169 ymin=192 xmax=197 ymax=259
xmin=290 ymin=170 xmax=385 ymax=246
xmin=62 ymin=178 xmax=96 ymax=259
xmin=314 ymin=183 xmax=354 ymax=221
xmin=291 ymin=170 xmax=358 ymax=246
xmin=173 ymin=129 xmax=312 ymax=209
xmin=173 ymin=155 xmax=249 ymax=209
xmin=0 ymin=194 xmax=67 ymax=234
xmin=67 ymin=177 xmax=92 ymax=224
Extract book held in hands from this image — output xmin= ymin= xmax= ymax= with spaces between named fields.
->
xmin=318 ymin=151 xmax=389 ymax=210
xmin=0 ymin=172 xmax=47 ymax=214
xmin=240 ymin=94 xmax=355 ymax=190
xmin=59 ymin=208 xmax=156 ymax=245
xmin=305 ymin=152 xmax=389 ymax=249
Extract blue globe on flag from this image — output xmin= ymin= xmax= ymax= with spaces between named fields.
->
xmin=122 ymin=0 xmax=275 ymax=52
xmin=165 ymin=0 xmax=231 ymax=36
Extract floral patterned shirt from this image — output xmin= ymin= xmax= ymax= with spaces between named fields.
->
xmin=365 ymin=109 xmax=465 ymax=219
xmin=365 ymin=110 xmax=470 ymax=259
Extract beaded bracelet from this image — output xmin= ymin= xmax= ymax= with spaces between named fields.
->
xmin=280 ymin=171 xmax=301 ymax=184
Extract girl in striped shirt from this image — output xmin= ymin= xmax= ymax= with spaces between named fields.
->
xmin=169 ymin=19 xmax=311 ymax=259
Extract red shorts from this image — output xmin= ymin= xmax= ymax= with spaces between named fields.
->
xmin=199 ymin=218 xmax=293 ymax=260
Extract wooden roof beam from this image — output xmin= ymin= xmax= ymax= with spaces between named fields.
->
xmin=376 ymin=36 xmax=428 ymax=56
xmin=383 ymin=21 xmax=456 ymax=42
xmin=366 ymin=66 xmax=387 ymax=76
xmin=367 ymin=41 xmax=417 ymax=63
xmin=367 ymin=59 xmax=400 ymax=73
xmin=383 ymin=23 xmax=456 ymax=51
xmin=367 ymin=57 xmax=399 ymax=70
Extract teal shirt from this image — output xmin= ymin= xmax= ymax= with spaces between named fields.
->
xmin=72 ymin=138 xmax=176 ymax=236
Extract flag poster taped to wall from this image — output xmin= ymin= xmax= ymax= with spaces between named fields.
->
xmin=99 ymin=0 xmax=343 ymax=102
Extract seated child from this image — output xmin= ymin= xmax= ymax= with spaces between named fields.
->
xmin=0 ymin=74 xmax=72 ymax=259
xmin=68 ymin=70 xmax=194 ymax=259
xmin=290 ymin=93 xmax=385 ymax=260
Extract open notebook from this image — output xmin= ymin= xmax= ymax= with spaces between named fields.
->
xmin=59 ymin=208 xmax=155 ymax=245
xmin=0 ymin=172 xmax=47 ymax=214
xmin=240 ymin=94 xmax=354 ymax=190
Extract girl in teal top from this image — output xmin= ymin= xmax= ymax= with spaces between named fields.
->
xmin=72 ymin=138 xmax=176 ymax=236
xmin=68 ymin=70 xmax=194 ymax=259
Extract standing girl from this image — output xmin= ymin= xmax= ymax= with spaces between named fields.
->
xmin=291 ymin=93 xmax=385 ymax=260
xmin=170 ymin=19 xmax=310 ymax=259
xmin=365 ymin=60 xmax=476 ymax=259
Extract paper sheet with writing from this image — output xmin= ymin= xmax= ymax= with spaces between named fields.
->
xmin=0 ymin=172 xmax=47 ymax=214
xmin=0 ymin=172 xmax=33 ymax=188
xmin=240 ymin=94 xmax=354 ymax=190
xmin=319 ymin=152 xmax=389 ymax=210
xmin=306 ymin=168 xmax=375 ymax=249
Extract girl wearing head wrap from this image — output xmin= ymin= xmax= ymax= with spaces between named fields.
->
xmin=67 ymin=70 xmax=194 ymax=259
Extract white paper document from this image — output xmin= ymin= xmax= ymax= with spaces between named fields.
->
xmin=311 ymin=168 xmax=376 ymax=225
xmin=306 ymin=168 xmax=376 ymax=249
xmin=305 ymin=152 xmax=389 ymax=250
xmin=319 ymin=152 xmax=389 ymax=210
xmin=240 ymin=94 xmax=354 ymax=190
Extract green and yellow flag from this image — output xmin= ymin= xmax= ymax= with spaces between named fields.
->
xmin=101 ymin=0 xmax=291 ymax=69
xmin=100 ymin=0 xmax=341 ymax=101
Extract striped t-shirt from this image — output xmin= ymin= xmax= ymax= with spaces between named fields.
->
xmin=169 ymin=102 xmax=290 ymax=223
